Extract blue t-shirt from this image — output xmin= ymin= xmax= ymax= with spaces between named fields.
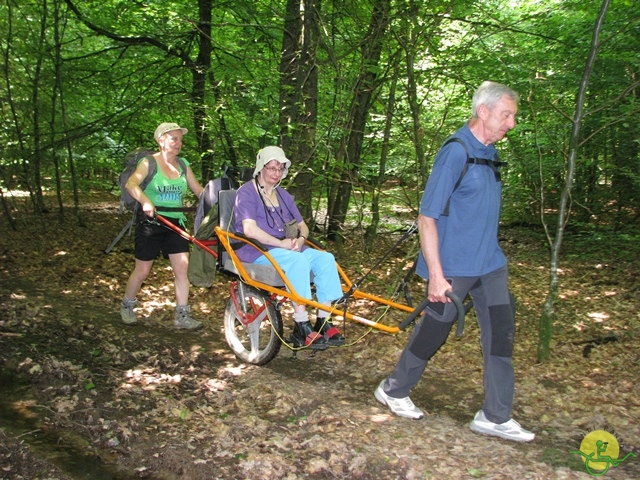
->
xmin=416 ymin=123 xmax=506 ymax=279
xmin=234 ymin=180 xmax=304 ymax=263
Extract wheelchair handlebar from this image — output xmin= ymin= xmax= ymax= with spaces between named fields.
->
xmin=399 ymin=291 xmax=466 ymax=338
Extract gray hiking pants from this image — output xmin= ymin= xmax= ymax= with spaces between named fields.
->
xmin=384 ymin=265 xmax=516 ymax=424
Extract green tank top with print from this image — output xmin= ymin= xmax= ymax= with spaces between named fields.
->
xmin=143 ymin=157 xmax=189 ymax=224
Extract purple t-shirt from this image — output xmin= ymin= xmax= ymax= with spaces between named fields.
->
xmin=233 ymin=180 xmax=304 ymax=263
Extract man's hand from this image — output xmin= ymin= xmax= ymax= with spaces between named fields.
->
xmin=419 ymin=215 xmax=451 ymax=303
xmin=427 ymin=275 xmax=452 ymax=303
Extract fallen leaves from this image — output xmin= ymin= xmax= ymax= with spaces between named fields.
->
xmin=1 ymin=199 xmax=639 ymax=479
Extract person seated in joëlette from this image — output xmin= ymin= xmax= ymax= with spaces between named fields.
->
xmin=233 ymin=146 xmax=345 ymax=348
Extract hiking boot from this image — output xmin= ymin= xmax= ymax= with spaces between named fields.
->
xmin=175 ymin=305 xmax=203 ymax=330
xmin=291 ymin=321 xmax=328 ymax=350
xmin=374 ymin=380 xmax=424 ymax=420
xmin=120 ymin=298 xmax=138 ymax=325
xmin=314 ymin=317 xmax=345 ymax=346
xmin=469 ymin=410 xmax=535 ymax=442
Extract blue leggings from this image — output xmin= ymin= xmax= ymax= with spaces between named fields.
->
xmin=254 ymin=247 xmax=343 ymax=304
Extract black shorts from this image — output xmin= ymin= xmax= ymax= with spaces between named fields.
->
xmin=134 ymin=216 xmax=190 ymax=261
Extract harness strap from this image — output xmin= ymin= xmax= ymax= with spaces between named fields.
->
xmin=156 ymin=206 xmax=194 ymax=212
xmin=441 ymin=138 xmax=506 ymax=216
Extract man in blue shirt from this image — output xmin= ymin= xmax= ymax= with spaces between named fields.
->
xmin=374 ymin=81 xmax=534 ymax=442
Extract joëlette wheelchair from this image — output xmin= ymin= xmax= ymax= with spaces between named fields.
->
xmin=157 ymin=188 xmax=467 ymax=366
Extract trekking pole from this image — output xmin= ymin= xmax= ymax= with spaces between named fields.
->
xmin=398 ymin=291 xmax=466 ymax=338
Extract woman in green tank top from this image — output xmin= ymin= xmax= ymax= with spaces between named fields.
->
xmin=120 ymin=122 xmax=204 ymax=330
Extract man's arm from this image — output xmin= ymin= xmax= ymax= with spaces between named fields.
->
xmin=419 ymin=214 xmax=452 ymax=303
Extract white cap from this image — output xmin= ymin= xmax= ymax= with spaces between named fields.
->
xmin=154 ymin=122 xmax=188 ymax=141
xmin=253 ymin=146 xmax=291 ymax=179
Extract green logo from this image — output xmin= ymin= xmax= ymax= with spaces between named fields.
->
xmin=570 ymin=429 xmax=636 ymax=476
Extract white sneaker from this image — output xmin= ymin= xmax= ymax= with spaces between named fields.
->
xmin=374 ymin=380 xmax=424 ymax=420
xmin=469 ymin=410 xmax=535 ymax=442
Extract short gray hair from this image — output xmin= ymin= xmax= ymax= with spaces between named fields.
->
xmin=471 ymin=81 xmax=519 ymax=117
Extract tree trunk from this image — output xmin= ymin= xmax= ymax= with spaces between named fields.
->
xmin=364 ymin=68 xmax=397 ymax=251
xmin=537 ymin=0 xmax=610 ymax=362
xmin=2 ymin=2 xmax=35 ymax=207
xmin=403 ymin=1 xmax=426 ymax=181
xmin=327 ymin=0 xmax=390 ymax=242
xmin=193 ymin=0 xmax=215 ymax=181
xmin=278 ymin=0 xmax=319 ymax=220
xmin=209 ymin=68 xmax=239 ymax=178
xmin=278 ymin=0 xmax=302 ymax=151
xmin=32 ymin=0 xmax=48 ymax=215
xmin=51 ymin=0 xmax=65 ymax=222
xmin=53 ymin=0 xmax=84 ymax=226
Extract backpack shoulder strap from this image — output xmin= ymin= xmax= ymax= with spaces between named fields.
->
xmin=140 ymin=156 xmax=187 ymax=191
xmin=440 ymin=138 xmax=506 ymax=216
xmin=466 ymin=153 xmax=505 ymax=181
xmin=443 ymin=137 xmax=470 ymax=192
xmin=441 ymin=138 xmax=469 ymax=216
xmin=176 ymin=157 xmax=187 ymax=176
xmin=139 ymin=155 xmax=157 ymax=192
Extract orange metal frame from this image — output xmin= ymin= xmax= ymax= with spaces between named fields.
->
xmin=157 ymin=215 xmax=424 ymax=334
xmin=213 ymin=227 xmax=419 ymax=334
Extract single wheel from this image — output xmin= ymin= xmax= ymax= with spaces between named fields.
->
xmin=223 ymin=283 xmax=283 ymax=365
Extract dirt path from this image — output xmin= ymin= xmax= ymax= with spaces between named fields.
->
xmin=1 ymin=202 xmax=639 ymax=479
xmin=1 ymin=274 xmax=630 ymax=480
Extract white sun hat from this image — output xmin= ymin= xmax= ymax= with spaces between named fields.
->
xmin=253 ymin=146 xmax=291 ymax=179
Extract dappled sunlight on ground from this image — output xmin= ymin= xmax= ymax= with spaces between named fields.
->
xmin=0 ymin=195 xmax=638 ymax=478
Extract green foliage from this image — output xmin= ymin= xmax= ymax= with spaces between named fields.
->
xmin=0 ymin=0 xmax=637 ymax=234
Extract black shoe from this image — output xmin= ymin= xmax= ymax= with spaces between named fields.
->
xmin=292 ymin=321 xmax=328 ymax=350
xmin=314 ymin=317 xmax=345 ymax=346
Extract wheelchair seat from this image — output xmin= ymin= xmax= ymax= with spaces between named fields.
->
xmin=218 ymin=189 xmax=288 ymax=287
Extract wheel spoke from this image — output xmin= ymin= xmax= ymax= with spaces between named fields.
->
xmin=224 ymin=285 xmax=283 ymax=365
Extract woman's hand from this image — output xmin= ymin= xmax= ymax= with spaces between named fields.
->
xmin=142 ymin=200 xmax=156 ymax=218
xmin=280 ymin=238 xmax=302 ymax=251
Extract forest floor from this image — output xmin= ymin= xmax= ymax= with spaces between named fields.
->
xmin=0 ymin=193 xmax=639 ymax=480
